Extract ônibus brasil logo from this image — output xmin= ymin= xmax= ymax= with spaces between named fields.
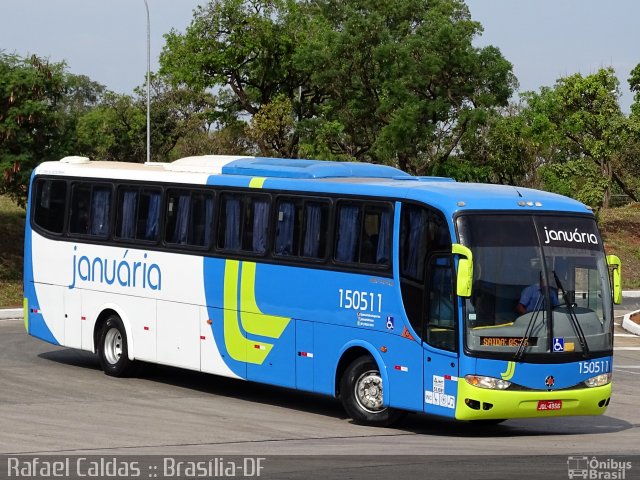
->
xmin=69 ymin=246 xmax=162 ymax=291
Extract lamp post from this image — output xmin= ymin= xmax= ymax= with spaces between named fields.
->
xmin=143 ymin=0 xmax=151 ymax=163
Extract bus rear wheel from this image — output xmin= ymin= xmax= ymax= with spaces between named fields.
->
xmin=340 ymin=356 xmax=404 ymax=427
xmin=98 ymin=315 xmax=133 ymax=377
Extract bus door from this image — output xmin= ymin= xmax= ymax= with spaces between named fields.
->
xmin=399 ymin=204 xmax=458 ymax=416
xmin=421 ymin=255 xmax=459 ymax=417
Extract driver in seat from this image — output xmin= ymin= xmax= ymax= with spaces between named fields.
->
xmin=516 ymin=273 xmax=559 ymax=315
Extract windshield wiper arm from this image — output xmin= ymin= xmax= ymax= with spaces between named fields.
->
xmin=514 ymin=296 xmax=543 ymax=361
xmin=553 ymin=271 xmax=590 ymax=358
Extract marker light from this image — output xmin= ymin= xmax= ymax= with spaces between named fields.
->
xmin=584 ymin=373 xmax=612 ymax=388
xmin=464 ymin=375 xmax=511 ymax=390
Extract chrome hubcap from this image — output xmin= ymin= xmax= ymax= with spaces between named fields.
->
xmin=354 ymin=370 xmax=386 ymax=413
xmin=104 ymin=327 xmax=123 ymax=365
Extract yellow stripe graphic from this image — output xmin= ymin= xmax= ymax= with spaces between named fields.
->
xmin=223 ymin=260 xmax=290 ymax=365
xmin=240 ymin=261 xmax=290 ymax=338
xmin=500 ymin=361 xmax=516 ymax=381
xmin=249 ymin=177 xmax=266 ymax=188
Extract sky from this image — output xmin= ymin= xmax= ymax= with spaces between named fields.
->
xmin=1 ymin=0 xmax=639 ymax=112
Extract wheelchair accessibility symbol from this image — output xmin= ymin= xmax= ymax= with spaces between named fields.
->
xmin=386 ymin=316 xmax=395 ymax=330
xmin=553 ymin=337 xmax=565 ymax=352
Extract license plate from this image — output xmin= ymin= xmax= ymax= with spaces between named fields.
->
xmin=537 ymin=400 xmax=562 ymax=411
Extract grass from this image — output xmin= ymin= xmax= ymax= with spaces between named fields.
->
xmin=0 ymin=196 xmax=25 ymax=307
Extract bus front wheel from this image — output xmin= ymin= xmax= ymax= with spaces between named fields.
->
xmin=340 ymin=356 xmax=403 ymax=427
xmin=98 ymin=315 xmax=133 ymax=377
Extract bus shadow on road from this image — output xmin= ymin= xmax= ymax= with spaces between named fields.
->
xmin=38 ymin=348 xmax=632 ymax=438
xmin=39 ymin=348 xmax=101 ymax=371
xmin=397 ymin=413 xmax=633 ymax=437
xmin=38 ymin=349 xmax=348 ymax=420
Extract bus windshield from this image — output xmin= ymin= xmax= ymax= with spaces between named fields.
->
xmin=457 ymin=214 xmax=613 ymax=360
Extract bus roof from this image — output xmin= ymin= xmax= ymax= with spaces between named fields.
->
xmin=35 ymin=155 xmax=592 ymax=218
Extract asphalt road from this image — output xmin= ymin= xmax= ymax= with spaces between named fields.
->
xmin=0 ymin=314 xmax=639 ymax=479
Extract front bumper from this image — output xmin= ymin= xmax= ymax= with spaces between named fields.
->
xmin=455 ymin=380 xmax=612 ymax=420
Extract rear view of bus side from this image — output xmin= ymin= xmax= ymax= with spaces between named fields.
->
xmin=24 ymin=155 xmax=621 ymax=426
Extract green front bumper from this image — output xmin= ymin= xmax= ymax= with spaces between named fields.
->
xmin=455 ymin=380 xmax=612 ymax=420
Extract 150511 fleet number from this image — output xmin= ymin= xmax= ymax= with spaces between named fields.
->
xmin=338 ymin=289 xmax=382 ymax=313
xmin=579 ymin=360 xmax=610 ymax=375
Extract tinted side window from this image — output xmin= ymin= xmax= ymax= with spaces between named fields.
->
xmin=334 ymin=202 xmax=392 ymax=266
xmin=425 ymin=256 xmax=456 ymax=351
xmin=302 ymin=201 xmax=329 ymax=259
xmin=274 ymin=199 xmax=301 ymax=257
xmin=218 ymin=193 xmax=270 ymax=255
xmin=274 ymin=198 xmax=329 ymax=260
xmin=33 ymin=179 xmax=67 ymax=234
xmin=69 ymin=184 xmax=112 ymax=237
xmin=399 ymin=204 xmax=452 ymax=342
xmin=400 ymin=206 xmax=450 ymax=280
xmin=165 ymin=189 xmax=214 ymax=248
xmin=116 ymin=187 xmax=162 ymax=242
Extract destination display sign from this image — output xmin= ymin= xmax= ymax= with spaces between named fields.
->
xmin=480 ymin=337 xmax=538 ymax=347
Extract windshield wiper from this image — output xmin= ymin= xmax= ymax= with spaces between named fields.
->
xmin=514 ymin=295 xmax=543 ymax=361
xmin=553 ymin=271 xmax=590 ymax=358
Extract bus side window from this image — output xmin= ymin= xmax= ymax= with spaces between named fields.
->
xmin=116 ymin=188 xmax=162 ymax=242
xmin=334 ymin=202 xmax=392 ymax=266
xmin=399 ymin=204 xmax=452 ymax=342
xmin=69 ymin=184 xmax=111 ymax=237
xmin=165 ymin=189 xmax=214 ymax=248
xmin=425 ymin=256 xmax=456 ymax=351
xmin=33 ymin=179 xmax=67 ymax=234
xmin=399 ymin=205 xmax=428 ymax=338
xmin=137 ymin=190 xmax=161 ymax=241
xmin=302 ymin=201 xmax=328 ymax=259
xmin=218 ymin=194 xmax=242 ymax=251
xmin=335 ymin=203 xmax=361 ymax=263
xmin=244 ymin=197 xmax=270 ymax=254
xmin=274 ymin=199 xmax=300 ymax=257
xmin=218 ymin=193 xmax=269 ymax=255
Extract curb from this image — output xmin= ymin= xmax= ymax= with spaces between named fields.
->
xmin=622 ymin=290 xmax=640 ymax=298
xmin=0 ymin=308 xmax=22 ymax=320
xmin=622 ymin=310 xmax=640 ymax=336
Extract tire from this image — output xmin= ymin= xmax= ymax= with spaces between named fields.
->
xmin=97 ymin=315 xmax=133 ymax=377
xmin=340 ymin=356 xmax=404 ymax=427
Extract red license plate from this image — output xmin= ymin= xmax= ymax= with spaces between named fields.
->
xmin=537 ymin=400 xmax=562 ymax=411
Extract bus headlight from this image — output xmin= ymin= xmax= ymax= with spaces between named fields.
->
xmin=464 ymin=375 xmax=511 ymax=390
xmin=583 ymin=373 xmax=612 ymax=387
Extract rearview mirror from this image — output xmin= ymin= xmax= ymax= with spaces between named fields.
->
xmin=452 ymin=243 xmax=473 ymax=297
xmin=606 ymin=255 xmax=622 ymax=305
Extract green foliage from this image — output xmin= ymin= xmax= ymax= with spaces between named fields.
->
xmin=76 ymin=74 xmax=220 ymax=163
xmin=75 ymin=93 xmax=146 ymax=161
xmin=0 ymin=53 xmax=67 ymax=205
xmin=160 ymin=0 xmax=516 ymax=164
xmin=538 ymin=159 xmax=609 ymax=208
xmin=245 ymin=94 xmax=296 ymax=157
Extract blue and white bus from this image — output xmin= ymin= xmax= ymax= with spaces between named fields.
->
xmin=24 ymin=155 xmax=621 ymax=426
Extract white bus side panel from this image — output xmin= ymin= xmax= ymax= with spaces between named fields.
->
xmin=200 ymin=306 xmax=239 ymax=378
xmin=63 ymin=287 xmax=82 ymax=349
xmin=157 ymin=300 xmax=200 ymax=370
xmin=34 ymin=284 xmax=65 ymax=344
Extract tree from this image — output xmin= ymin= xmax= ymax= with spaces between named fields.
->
xmin=76 ymin=74 xmax=220 ymax=163
xmin=0 ymin=53 xmax=67 ymax=205
xmin=160 ymin=0 xmax=315 ymax=157
xmin=160 ymin=0 xmax=516 ymax=166
xmin=522 ymin=68 xmax=636 ymax=208
xmin=300 ymin=0 xmax=515 ymax=172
